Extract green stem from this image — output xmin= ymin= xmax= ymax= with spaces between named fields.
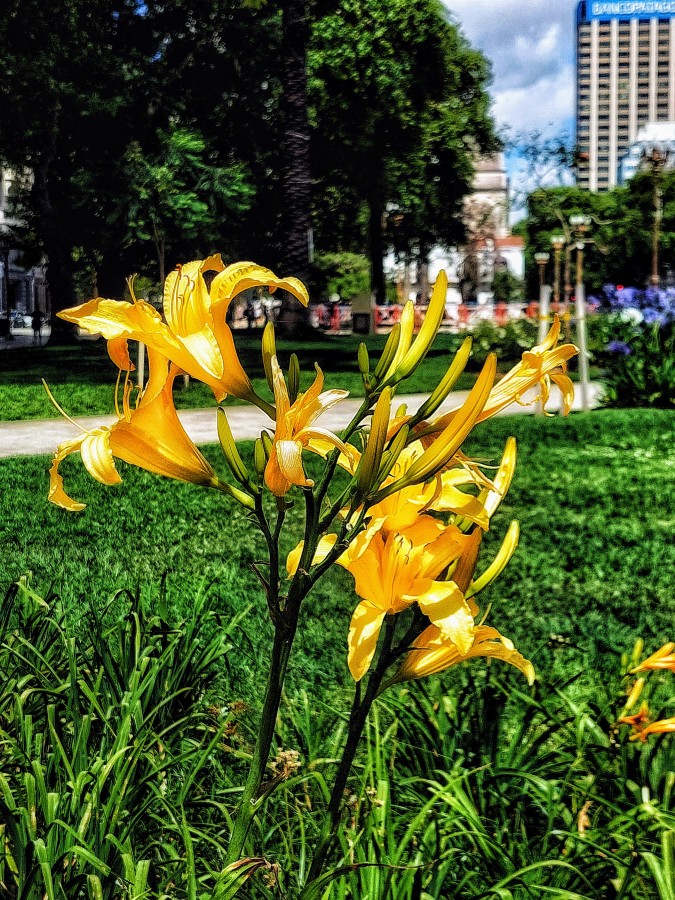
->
xmin=306 ymin=615 xmax=397 ymax=885
xmin=225 ymin=619 xmax=297 ymax=863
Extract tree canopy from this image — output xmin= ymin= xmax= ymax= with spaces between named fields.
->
xmin=0 ymin=0 xmax=497 ymax=314
xmin=522 ymin=173 xmax=675 ymax=295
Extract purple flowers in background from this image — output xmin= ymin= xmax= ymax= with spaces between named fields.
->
xmin=607 ymin=341 xmax=632 ymax=355
xmin=593 ymin=284 xmax=675 ymax=326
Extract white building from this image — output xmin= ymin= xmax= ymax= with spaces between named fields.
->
xmin=576 ymin=1 xmax=675 ymax=191
xmin=387 ymin=153 xmax=524 ymax=308
xmin=618 ymin=119 xmax=675 ymax=180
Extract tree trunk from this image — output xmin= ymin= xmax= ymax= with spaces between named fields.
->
xmin=418 ymin=244 xmax=430 ymax=304
xmin=277 ymin=0 xmax=313 ymax=335
xmin=31 ymin=158 xmax=78 ymax=343
xmin=367 ymin=181 xmax=386 ymax=305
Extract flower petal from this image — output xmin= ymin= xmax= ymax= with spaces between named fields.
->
xmin=348 ymin=603 xmax=386 ymax=681
xmin=48 ymin=435 xmax=88 ymax=511
xmin=413 ymin=581 xmax=475 ymax=655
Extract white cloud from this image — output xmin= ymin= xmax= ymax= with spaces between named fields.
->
xmin=444 ymin=1 xmax=578 ymax=215
xmin=444 ymin=0 xmax=577 ymax=137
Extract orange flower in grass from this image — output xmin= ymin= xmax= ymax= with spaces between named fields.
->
xmin=631 ymin=642 xmax=675 ymax=672
xmin=264 ymin=355 xmax=350 ymax=496
xmin=630 ymin=717 xmax=675 ymax=742
xmin=58 ymin=257 xmax=309 ymax=411
xmin=48 ymin=348 xmax=222 ymax=511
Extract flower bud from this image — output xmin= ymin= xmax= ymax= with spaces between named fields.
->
xmin=466 ymin=521 xmax=519 ymax=598
xmin=217 ymin=408 xmax=250 ymax=486
xmin=372 ymin=322 xmax=401 ymax=383
xmin=412 ymin=337 xmax=472 ymax=424
xmin=262 ymin=322 xmax=276 ymax=392
xmin=288 ymin=353 xmax=300 ymax=405
xmin=357 ymin=387 xmax=391 ymax=495
xmin=358 ymin=342 xmax=370 ymax=377
xmin=389 ymin=271 xmax=448 ymax=382
xmin=254 ymin=438 xmax=268 ymax=480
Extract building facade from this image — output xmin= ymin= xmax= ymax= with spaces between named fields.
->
xmin=576 ymin=1 xmax=675 ymax=191
xmin=0 ymin=168 xmax=48 ymax=324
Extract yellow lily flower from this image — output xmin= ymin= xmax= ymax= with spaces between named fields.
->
xmin=264 ymin=356 xmax=349 ymax=496
xmin=58 ymin=257 xmax=309 ymax=408
xmin=479 ymin=316 xmax=577 ymax=419
xmin=395 ymin=623 xmax=535 ymax=685
xmin=343 ymin=517 xmax=474 ymax=680
xmin=426 ymin=318 xmax=578 ymax=441
xmin=48 ymin=348 xmax=221 ymax=511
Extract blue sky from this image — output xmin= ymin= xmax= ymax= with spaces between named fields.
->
xmin=444 ymin=1 xmax=578 ymax=202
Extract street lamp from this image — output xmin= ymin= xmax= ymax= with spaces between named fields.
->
xmin=550 ymin=235 xmax=565 ymax=308
xmin=643 ymin=146 xmax=671 ymax=286
xmin=534 ymin=251 xmax=551 ymax=346
xmin=569 ymin=214 xmax=592 ymax=412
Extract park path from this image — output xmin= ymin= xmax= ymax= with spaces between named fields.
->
xmin=0 ymin=382 xmax=603 ymax=459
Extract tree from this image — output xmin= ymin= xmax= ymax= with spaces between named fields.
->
xmin=522 ymin=176 xmax=675 ymax=294
xmin=0 ymin=0 xmax=145 ymax=331
xmin=309 ymin=0 xmax=497 ymax=301
xmin=123 ymin=127 xmax=254 ymax=284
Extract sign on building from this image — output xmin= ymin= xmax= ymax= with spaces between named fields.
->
xmin=589 ymin=1 xmax=675 ymax=18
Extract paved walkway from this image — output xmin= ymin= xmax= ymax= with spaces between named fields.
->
xmin=0 ymin=382 xmax=603 ymax=459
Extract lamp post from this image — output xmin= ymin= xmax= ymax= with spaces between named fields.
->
xmin=550 ymin=233 xmax=569 ymax=342
xmin=534 ymin=251 xmax=551 ymax=346
xmin=550 ymin=235 xmax=565 ymax=308
xmin=569 ymin=214 xmax=592 ymax=412
xmin=644 ymin=146 xmax=670 ymax=287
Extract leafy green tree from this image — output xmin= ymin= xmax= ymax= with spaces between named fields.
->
xmin=522 ymin=175 xmax=675 ymax=294
xmin=0 ymin=0 xmax=144 ymax=329
xmin=123 ymin=127 xmax=254 ymax=283
xmin=309 ymin=0 xmax=496 ymax=302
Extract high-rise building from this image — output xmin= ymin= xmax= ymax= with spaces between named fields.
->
xmin=576 ymin=1 xmax=675 ymax=191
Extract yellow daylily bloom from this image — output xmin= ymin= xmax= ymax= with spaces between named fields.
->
xmin=264 ymin=356 xmax=349 ymax=496
xmin=58 ymin=257 xmax=309 ymax=408
xmin=342 ymin=518 xmax=474 ymax=680
xmin=479 ymin=316 xmax=578 ymax=419
xmin=427 ymin=319 xmax=578 ymax=441
xmin=395 ymin=623 xmax=535 ymax=685
xmin=48 ymin=348 xmax=221 ymax=511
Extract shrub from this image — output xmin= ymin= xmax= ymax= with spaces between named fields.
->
xmin=593 ymin=285 xmax=675 ymax=407
xmin=0 ymin=578 xmax=235 ymax=898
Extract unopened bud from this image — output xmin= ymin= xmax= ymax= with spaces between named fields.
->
xmin=217 ymin=407 xmax=250 ymax=486
xmin=262 ymin=322 xmax=277 ymax=392
xmin=288 ymin=353 xmax=300 ymax=405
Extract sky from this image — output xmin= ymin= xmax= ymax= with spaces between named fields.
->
xmin=444 ymin=0 xmax=578 ymax=208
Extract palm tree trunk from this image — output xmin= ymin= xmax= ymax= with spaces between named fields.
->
xmin=277 ymin=0 xmax=313 ymax=334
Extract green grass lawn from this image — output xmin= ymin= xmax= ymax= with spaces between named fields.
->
xmin=2 ymin=408 xmax=672 ymax=698
xmin=0 ymin=332 xmax=599 ymax=421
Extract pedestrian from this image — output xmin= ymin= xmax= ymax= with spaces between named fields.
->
xmin=31 ymin=308 xmax=42 ymax=345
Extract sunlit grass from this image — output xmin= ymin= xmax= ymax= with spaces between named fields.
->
xmin=2 ymin=409 xmax=672 ymax=699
